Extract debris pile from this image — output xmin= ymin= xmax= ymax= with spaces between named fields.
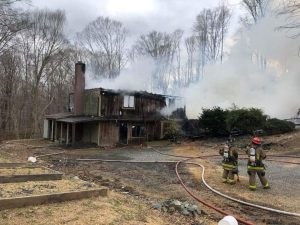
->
xmin=153 ymin=199 xmax=201 ymax=216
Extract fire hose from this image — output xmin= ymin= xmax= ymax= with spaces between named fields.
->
xmin=175 ymin=159 xmax=255 ymax=225
xmin=175 ymin=159 xmax=300 ymax=217
xmin=153 ymin=148 xmax=300 ymax=217
xmin=76 ymin=149 xmax=300 ymax=224
xmin=77 ymin=158 xmax=255 ymax=225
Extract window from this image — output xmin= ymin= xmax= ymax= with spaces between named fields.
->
xmin=132 ymin=125 xmax=145 ymax=137
xmin=123 ymin=95 xmax=135 ymax=108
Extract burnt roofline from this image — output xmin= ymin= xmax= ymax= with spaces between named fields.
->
xmin=83 ymin=87 xmax=183 ymax=99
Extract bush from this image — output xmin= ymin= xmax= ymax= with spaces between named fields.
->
xmin=197 ymin=106 xmax=295 ymax=137
xmin=264 ymin=118 xmax=295 ymax=135
xmin=164 ymin=121 xmax=181 ymax=140
xmin=198 ymin=107 xmax=228 ymax=136
xmin=226 ymin=108 xmax=267 ymax=134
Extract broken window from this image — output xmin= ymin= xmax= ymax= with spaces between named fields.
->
xmin=123 ymin=95 xmax=135 ymax=108
xmin=132 ymin=125 xmax=145 ymax=137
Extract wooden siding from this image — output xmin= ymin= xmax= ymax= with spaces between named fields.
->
xmin=100 ymin=93 xmax=121 ymax=116
xmin=100 ymin=93 xmax=166 ymax=118
xmin=82 ymin=123 xmax=98 ymax=144
xmin=84 ymin=90 xmax=100 ymax=116
xmin=84 ymin=89 xmax=167 ymax=118
xmin=98 ymin=121 xmax=119 ymax=146
xmin=145 ymin=121 xmax=161 ymax=140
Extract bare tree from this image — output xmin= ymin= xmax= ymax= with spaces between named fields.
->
xmin=172 ymin=29 xmax=184 ymax=90
xmin=0 ymin=0 xmax=27 ymax=54
xmin=0 ymin=48 xmax=22 ymax=138
xmin=134 ymin=30 xmax=183 ymax=93
xmin=77 ymin=16 xmax=127 ymax=79
xmin=19 ymin=9 xmax=67 ymax=137
xmin=278 ymin=1 xmax=300 ymax=38
xmin=242 ymin=0 xmax=270 ymax=24
xmin=194 ymin=9 xmax=209 ymax=80
xmin=0 ymin=1 xmax=28 ymax=138
xmin=185 ymin=36 xmax=196 ymax=84
xmin=193 ymin=5 xmax=231 ymax=78
xmin=43 ymin=48 xmax=75 ymax=115
xmin=219 ymin=3 xmax=231 ymax=63
xmin=135 ymin=31 xmax=172 ymax=58
xmin=241 ymin=0 xmax=270 ymax=70
xmin=0 ymin=6 xmax=80 ymax=140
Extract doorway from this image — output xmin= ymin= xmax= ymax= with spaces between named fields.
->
xmin=119 ymin=123 xmax=128 ymax=144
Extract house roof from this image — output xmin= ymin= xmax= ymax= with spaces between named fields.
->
xmin=84 ymin=87 xmax=183 ymax=100
xmin=45 ymin=112 xmax=73 ymax=120
xmin=56 ymin=115 xmax=167 ymax=124
xmin=56 ymin=116 xmax=100 ymax=123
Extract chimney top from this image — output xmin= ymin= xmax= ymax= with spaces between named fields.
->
xmin=75 ymin=61 xmax=86 ymax=73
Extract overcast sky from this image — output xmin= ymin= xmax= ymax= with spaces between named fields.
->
xmin=29 ymin=0 xmax=244 ymax=44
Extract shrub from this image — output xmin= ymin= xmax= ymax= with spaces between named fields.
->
xmin=164 ymin=121 xmax=181 ymax=140
xmin=226 ymin=108 xmax=267 ymax=134
xmin=264 ymin=118 xmax=295 ymax=135
xmin=197 ymin=106 xmax=295 ymax=137
xmin=198 ymin=107 xmax=228 ymax=136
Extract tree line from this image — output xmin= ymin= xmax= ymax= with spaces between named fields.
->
xmin=0 ymin=0 xmax=298 ymax=139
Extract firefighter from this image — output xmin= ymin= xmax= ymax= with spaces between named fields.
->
xmin=246 ymin=136 xmax=270 ymax=191
xmin=219 ymin=142 xmax=238 ymax=184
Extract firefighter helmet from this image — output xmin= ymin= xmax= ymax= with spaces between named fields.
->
xmin=252 ymin=137 xmax=261 ymax=145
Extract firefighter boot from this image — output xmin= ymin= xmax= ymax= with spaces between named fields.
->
xmin=227 ymin=170 xmax=236 ymax=185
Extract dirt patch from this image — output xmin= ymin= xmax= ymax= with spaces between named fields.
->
xmin=1 ymin=133 xmax=300 ymax=224
xmin=0 ymin=179 xmax=98 ymax=198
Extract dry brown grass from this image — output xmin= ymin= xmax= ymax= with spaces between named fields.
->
xmin=0 ymin=179 xmax=99 ymax=198
xmin=171 ymin=144 xmax=300 ymax=214
xmin=0 ymin=191 xmax=172 ymax=225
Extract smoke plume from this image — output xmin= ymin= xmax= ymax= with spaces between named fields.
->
xmin=184 ymin=15 xmax=300 ymax=119
xmin=86 ymin=57 xmax=155 ymax=92
xmin=86 ymin=14 xmax=300 ymax=120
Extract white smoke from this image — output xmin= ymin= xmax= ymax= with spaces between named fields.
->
xmin=86 ymin=14 xmax=300 ymax=120
xmin=184 ymin=15 xmax=300 ymax=119
xmin=85 ymin=56 xmax=156 ymax=92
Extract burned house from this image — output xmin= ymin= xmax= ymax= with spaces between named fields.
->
xmin=43 ymin=62 xmax=186 ymax=146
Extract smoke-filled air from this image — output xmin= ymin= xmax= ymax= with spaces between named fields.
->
xmin=86 ymin=6 xmax=300 ymax=119
xmin=2 ymin=0 xmax=300 ymax=137
xmin=86 ymin=57 xmax=155 ymax=92
xmin=185 ymin=15 xmax=300 ymax=119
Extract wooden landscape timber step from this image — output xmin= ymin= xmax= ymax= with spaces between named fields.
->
xmin=0 ymin=163 xmax=31 ymax=168
xmin=0 ymin=188 xmax=108 ymax=210
xmin=0 ymin=173 xmax=63 ymax=183
xmin=0 ymin=164 xmax=63 ymax=183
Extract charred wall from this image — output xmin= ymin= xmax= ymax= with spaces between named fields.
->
xmin=98 ymin=121 xmax=119 ymax=146
xmin=83 ymin=89 xmax=167 ymax=119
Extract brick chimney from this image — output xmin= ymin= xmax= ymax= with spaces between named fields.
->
xmin=74 ymin=61 xmax=85 ymax=115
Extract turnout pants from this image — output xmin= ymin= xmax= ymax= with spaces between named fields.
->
xmin=222 ymin=169 xmax=236 ymax=184
xmin=248 ymin=170 xmax=269 ymax=190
